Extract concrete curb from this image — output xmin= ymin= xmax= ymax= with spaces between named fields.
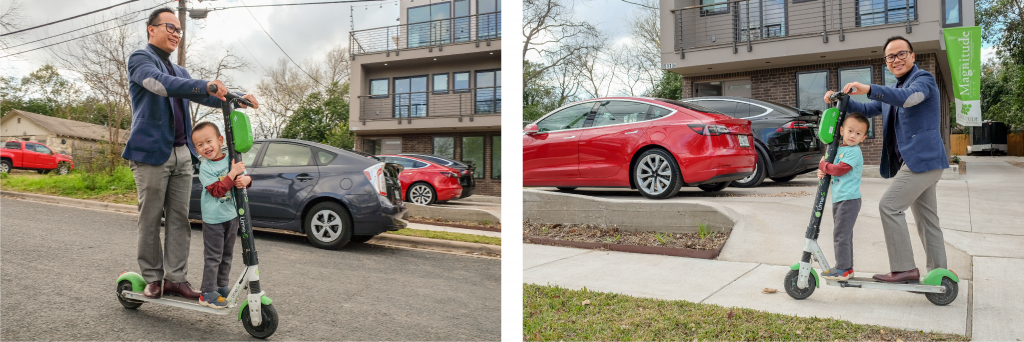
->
xmin=370 ymin=233 xmax=501 ymax=255
xmin=405 ymin=203 xmax=501 ymax=223
xmin=0 ymin=190 xmax=138 ymax=213
xmin=523 ymin=189 xmax=739 ymax=234
xmin=453 ymin=195 xmax=501 ymax=204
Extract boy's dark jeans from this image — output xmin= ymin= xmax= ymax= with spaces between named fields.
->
xmin=832 ymin=198 xmax=862 ymax=270
xmin=201 ymin=218 xmax=238 ymax=293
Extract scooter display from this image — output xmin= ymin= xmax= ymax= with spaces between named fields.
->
xmin=783 ymin=91 xmax=959 ymax=306
xmin=115 ymin=85 xmax=279 ymax=338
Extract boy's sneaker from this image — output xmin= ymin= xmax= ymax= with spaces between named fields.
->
xmin=217 ymin=286 xmax=231 ymax=298
xmin=199 ymin=291 xmax=228 ymax=309
xmin=821 ymin=267 xmax=854 ymax=281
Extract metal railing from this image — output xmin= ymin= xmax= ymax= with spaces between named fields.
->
xmin=358 ymin=86 xmax=501 ymax=124
xmin=350 ymin=12 xmax=501 ymax=56
xmin=671 ymin=0 xmax=915 ymax=57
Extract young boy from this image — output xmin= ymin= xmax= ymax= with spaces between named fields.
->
xmin=191 ymin=122 xmax=252 ymax=309
xmin=817 ymin=112 xmax=869 ymax=281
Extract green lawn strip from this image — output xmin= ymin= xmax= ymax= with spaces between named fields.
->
xmin=1 ymin=167 xmax=137 ymax=205
xmin=523 ymin=284 xmax=968 ymax=341
xmin=386 ymin=228 xmax=500 ymax=245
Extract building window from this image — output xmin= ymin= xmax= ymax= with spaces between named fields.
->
xmin=475 ymin=69 xmax=500 ymax=114
xmin=433 ymin=136 xmax=455 ymax=158
xmin=839 ymin=66 xmax=875 ymax=138
xmin=796 ymin=70 xmax=829 ymax=112
xmin=407 ymin=2 xmax=451 ymax=48
xmin=453 ymin=72 xmax=470 ymax=92
xmin=856 ymin=0 xmax=915 ymax=27
xmin=700 ymin=0 xmax=729 ymax=16
xmin=393 ymin=76 xmax=428 ymax=118
xmin=491 ymin=135 xmax=500 ymax=179
xmin=17 ymin=118 xmax=21 ymax=123
xmin=738 ymin=0 xmax=786 ymax=41
xmin=477 ymin=0 xmax=500 ymax=39
xmin=942 ymin=0 xmax=961 ymax=27
xmin=454 ymin=0 xmax=470 ymax=42
xmin=362 ymin=139 xmax=379 ymax=154
xmin=370 ymin=79 xmax=389 ymax=98
xmin=462 ymin=136 xmax=484 ymax=179
xmin=433 ymin=74 xmax=449 ymax=94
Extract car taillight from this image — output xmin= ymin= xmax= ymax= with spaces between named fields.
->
xmin=440 ymin=171 xmax=459 ymax=178
xmin=363 ymin=163 xmax=388 ymax=196
xmin=688 ymin=123 xmax=731 ymax=136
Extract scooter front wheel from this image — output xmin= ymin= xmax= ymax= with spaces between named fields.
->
xmin=925 ymin=277 xmax=958 ymax=306
xmin=116 ymin=280 xmax=143 ymax=309
xmin=242 ymin=303 xmax=279 ymax=339
xmin=784 ymin=269 xmax=816 ymax=300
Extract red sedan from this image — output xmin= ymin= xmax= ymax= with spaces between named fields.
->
xmin=376 ymin=154 xmax=464 ymax=205
xmin=523 ymin=97 xmax=757 ymax=199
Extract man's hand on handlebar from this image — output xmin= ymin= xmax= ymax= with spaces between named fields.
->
xmin=239 ymin=94 xmax=259 ymax=109
xmin=842 ymin=82 xmax=869 ymax=96
xmin=207 ymin=80 xmax=228 ymax=101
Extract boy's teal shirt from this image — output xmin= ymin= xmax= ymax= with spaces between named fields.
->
xmin=198 ymin=154 xmax=247 ymax=224
xmin=831 ymin=145 xmax=864 ymax=203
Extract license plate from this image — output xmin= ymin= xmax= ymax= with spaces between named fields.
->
xmin=738 ymin=135 xmax=750 ymax=147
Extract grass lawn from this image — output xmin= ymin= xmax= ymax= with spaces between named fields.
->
xmin=386 ymin=228 xmax=501 ymax=245
xmin=523 ymin=284 xmax=968 ymax=341
xmin=0 ymin=167 xmax=138 ymax=205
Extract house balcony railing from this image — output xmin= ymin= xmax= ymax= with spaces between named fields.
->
xmin=358 ymin=86 xmax=501 ymax=124
xmin=350 ymin=12 xmax=501 ymax=56
xmin=671 ymin=0 xmax=916 ymax=57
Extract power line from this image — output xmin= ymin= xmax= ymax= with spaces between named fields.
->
xmin=211 ymin=9 xmax=268 ymax=75
xmin=6 ymin=1 xmax=175 ymax=50
xmin=237 ymin=0 xmax=325 ymax=88
xmin=207 ymin=0 xmax=387 ymax=10
xmin=1 ymin=0 xmax=140 ymax=37
xmin=0 ymin=18 xmax=146 ymax=58
xmin=619 ymin=0 xmax=657 ymax=10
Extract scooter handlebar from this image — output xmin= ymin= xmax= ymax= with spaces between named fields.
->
xmin=207 ymin=84 xmax=254 ymax=107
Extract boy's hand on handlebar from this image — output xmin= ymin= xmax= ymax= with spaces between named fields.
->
xmin=817 ymin=169 xmax=826 ymax=179
xmin=228 ymin=158 xmax=245 ymax=178
xmin=239 ymin=94 xmax=259 ymax=109
xmin=207 ymin=80 xmax=228 ymax=101
xmin=842 ymin=82 xmax=869 ymax=96
xmin=235 ymin=175 xmax=251 ymax=188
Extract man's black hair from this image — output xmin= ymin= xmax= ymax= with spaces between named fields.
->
xmin=147 ymin=7 xmax=176 ymax=39
xmin=844 ymin=112 xmax=870 ymax=129
xmin=883 ymin=36 xmax=914 ymax=53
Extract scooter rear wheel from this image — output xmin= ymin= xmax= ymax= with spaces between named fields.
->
xmin=925 ymin=277 xmax=958 ymax=306
xmin=242 ymin=303 xmax=279 ymax=339
xmin=784 ymin=269 xmax=816 ymax=300
xmin=116 ymin=280 xmax=143 ymax=309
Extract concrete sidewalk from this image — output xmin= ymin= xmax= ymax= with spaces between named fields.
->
xmin=524 ymin=158 xmax=1024 ymax=339
xmin=406 ymin=222 xmax=501 ymax=238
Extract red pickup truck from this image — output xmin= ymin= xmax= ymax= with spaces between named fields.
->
xmin=1 ymin=141 xmax=74 ymax=175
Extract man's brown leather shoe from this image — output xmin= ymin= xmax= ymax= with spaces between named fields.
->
xmin=163 ymin=280 xmax=201 ymax=299
xmin=143 ymin=281 xmax=162 ymax=299
xmin=872 ymin=268 xmax=920 ymax=283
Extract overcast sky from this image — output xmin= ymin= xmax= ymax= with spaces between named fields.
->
xmin=1 ymin=0 xmax=398 ymax=93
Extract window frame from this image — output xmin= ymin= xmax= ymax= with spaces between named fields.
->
xmin=452 ymin=71 xmax=471 ymax=93
xmin=259 ymin=142 xmax=315 ymax=167
xmin=369 ymin=78 xmax=390 ymax=99
xmin=942 ymin=0 xmax=962 ymax=27
xmin=838 ymin=65 xmax=876 ymax=138
xmin=460 ymin=135 xmax=485 ymax=179
xmin=432 ymin=73 xmax=450 ymax=94
xmin=432 ymin=136 xmax=456 ymax=159
xmin=474 ymin=69 xmax=501 ymax=114
xmin=491 ymin=135 xmax=500 ymax=180
xmin=795 ymin=69 xmax=830 ymax=112
xmin=699 ymin=0 xmax=730 ymax=16
xmin=393 ymin=74 xmax=430 ymax=118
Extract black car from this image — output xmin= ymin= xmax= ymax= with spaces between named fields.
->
xmin=397 ymin=153 xmax=477 ymax=198
xmin=189 ymin=139 xmax=407 ymax=250
xmin=682 ymin=97 xmax=825 ymax=188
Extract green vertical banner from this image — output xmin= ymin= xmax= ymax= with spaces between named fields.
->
xmin=943 ymin=26 xmax=982 ymax=127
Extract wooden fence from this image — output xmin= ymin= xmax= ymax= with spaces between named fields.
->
xmin=951 ymin=134 xmax=969 ymax=156
xmin=951 ymin=133 xmax=1024 ymax=156
xmin=1010 ymin=133 xmax=1024 ymax=156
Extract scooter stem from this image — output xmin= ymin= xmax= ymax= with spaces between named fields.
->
xmin=801 ymin=93 xmax=850 ymax=261
xmin=209 ymin=84 xmax=259 ymax=273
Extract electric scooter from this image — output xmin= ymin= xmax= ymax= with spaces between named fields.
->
xmin=115 ymin=85 xmax=279 ymax=338
xmin=783 ymin=90 xmax=960 ymax=306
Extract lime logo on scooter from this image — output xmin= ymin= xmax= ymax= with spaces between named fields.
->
xmin=815 ymin=212 xmax=821 ymax=218
xmin=239 ymin=208 xmax=244 ymax=215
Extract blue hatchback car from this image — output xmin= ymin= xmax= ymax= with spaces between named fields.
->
xmin=189 ymin=139 xmax=407 ymax=250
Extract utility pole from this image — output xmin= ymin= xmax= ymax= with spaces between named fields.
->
xmin=177 ymin=0 xmax=187 ymax=66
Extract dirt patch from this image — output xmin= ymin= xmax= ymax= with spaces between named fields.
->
xmin=524 ymin=221 xmax=728 ymax=251
xmin=1007 ymin=161 xmax=1024 ymax=169
xmin=90 ymin=192 xmax=138 ymax=205
xmin=407 ymin=216 xmax=501 ymax=231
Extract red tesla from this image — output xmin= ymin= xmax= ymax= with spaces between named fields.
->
xmin=523 ymin=97 xmax=757 ymax=199
xmin=376 ymin=154 xmax=464 ymax=205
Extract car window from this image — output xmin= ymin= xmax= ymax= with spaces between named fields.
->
xmin=656 ymin=98 xmax=726 ymax=115
xmin=388 ymin=157 xmax=427 ymax=169
xmin=694 ymin=100 xmax=739 ymax=117
xmin=261 ymin=143 xmax=313 ymax=167
xmin=536 ymin=103 xmax=594 ymax=132
xmin=591 ymin=101 xmax=652 ymax=128
xmin=406 ymin=154 xmax=451 ymax=166
xmin=4 ymin=142 xmax=21 ymax=149
xmin=34 ymin=144 xmax=51 ymax=154
xmin=241 ymin=143 xmax=263 ymax=166
xmin=24 ymin=143 xmax=39 ymax=152
xmin=646 ymin=106 xmax=673 ymax=120
xmin=317 ymin=150 xmax=337 ymax=165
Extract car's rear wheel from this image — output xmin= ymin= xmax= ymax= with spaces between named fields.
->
xmin=770 ymin=175 xmax=797 ymax=183
xmin=731 ymin=151 xmax=766 ymax=188
xmin=56 ymin=162 xmax=70 ymax=175
xmin=408 ymin=182 xmax=436 ymax=205
xmin=303 ymin=202 xmax=353 ymax=250
xmin=633 ymin=149 xmax=683 ymax=199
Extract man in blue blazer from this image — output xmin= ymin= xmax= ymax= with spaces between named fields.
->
xmin=824 ymin=36 xmax=948 ymax=284
xmin=124 ymin=7 xmax=259 ymax=299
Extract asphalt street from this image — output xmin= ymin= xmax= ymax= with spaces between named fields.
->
xmin=0 ymin=197 xmax=500 ymax=341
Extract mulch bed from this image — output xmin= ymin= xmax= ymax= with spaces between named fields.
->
xmin=407 ymin=216 xmax=501 ymax=232
xmin=524 ymin=221 xmax=730 ymax=259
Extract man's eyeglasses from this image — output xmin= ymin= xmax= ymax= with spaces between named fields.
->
xmin=884 ymin=50 xmax=912 ymax=63
xmin=151 ymin=23 xmax=182 ymax=35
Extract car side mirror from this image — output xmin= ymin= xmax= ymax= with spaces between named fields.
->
xmin=524 ymin=123 xmax=539 ymax=135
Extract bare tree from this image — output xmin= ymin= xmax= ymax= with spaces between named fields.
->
xmin=574 ymin=46 xmax=619 ymax=99
xmin=250 ymin=45 xmax=350 ymax=139
xmin=523 ymin=0 xmax=604 ymax=92
xmin=624 ymin=0 xmax=662 ymax=95
xmin=0 ymin=0 xmax=26 ymax=49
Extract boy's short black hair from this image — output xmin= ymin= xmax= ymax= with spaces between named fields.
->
xmin=192 ymin=122 xmax=221 ymax=137
xmin=883 ymin=36 xmax=914 ymax=53
xmin=844 ymin=112 xmax=870 ymax=129
xmin=147 ymin=7 xmax=176 ymax=38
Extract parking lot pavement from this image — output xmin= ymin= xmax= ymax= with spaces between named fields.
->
xmin=407 ymin=222 xmax=501 ymax=238
xmin=1 ymin=197 xmax=500 ymax=341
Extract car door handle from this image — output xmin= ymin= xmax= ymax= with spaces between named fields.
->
xmin=624 ymin=130 xmax=639 ymax=134
xmin=563 ymin=136 xmax=576 ymax=139
xmin=296 ymin=173 xmax=313 ymax=181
